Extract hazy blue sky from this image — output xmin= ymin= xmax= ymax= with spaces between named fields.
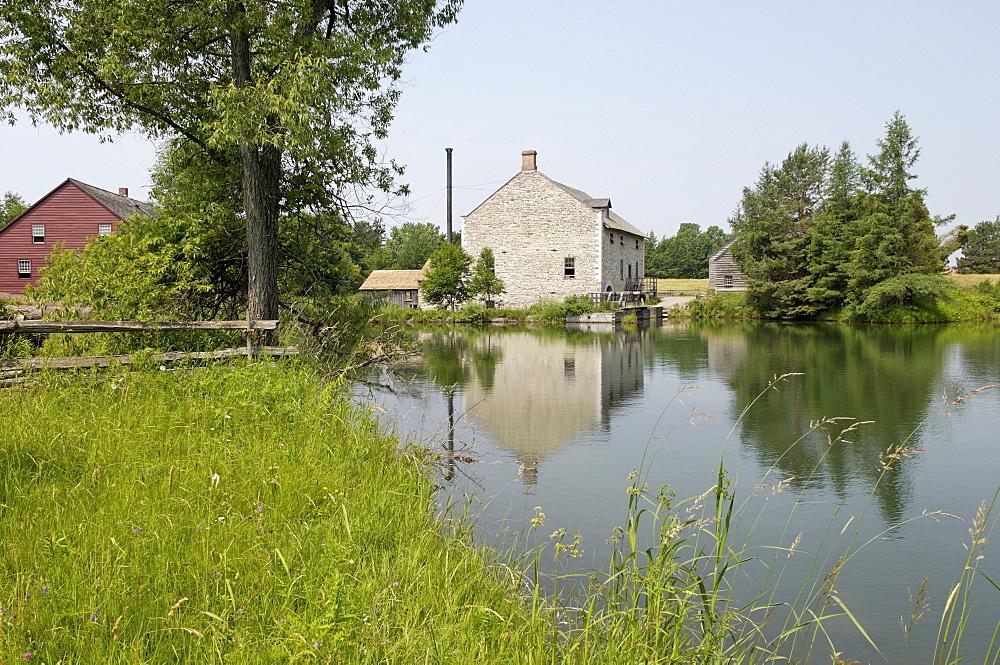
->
xmin=2 ymin=1 xmax=998 ymax=240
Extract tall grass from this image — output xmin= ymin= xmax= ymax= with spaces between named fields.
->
xmin=4 ymin=361 xmax=998 ymax=662
xmin=0 ymin=361 xmax=551 ymax=662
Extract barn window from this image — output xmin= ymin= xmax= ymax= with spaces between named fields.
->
xmin=609 ymin=233 xmax=614 ymax=245
xmin=564 ymin=257 xmax=575 ymax=278
xmin=620 ymin=234 xmax=624 ymax=246
xmin=635 ymin=238 xmax=639 ymax=250
xmin=724 ymin=274 xmax=734 ymax=287
xmin=98 ymin=224 xmax=112 ymax=236
xmin=32 ymin=225 xmax=44 ymax=243
xmin=17 ymin=260 xmax=30 ymax=278
xmin=628 ymin=264 xmax=632 ymax=281
xmin=620 ymin=259 xmax=624 ymax=280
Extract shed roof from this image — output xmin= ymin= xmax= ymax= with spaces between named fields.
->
xmin=359 ymin=269 xmax=426 ymax=291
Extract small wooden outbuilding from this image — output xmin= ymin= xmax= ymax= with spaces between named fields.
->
xmin=708 ymin=237 xmax=748 ymax=292
xmin=358 ymin=266 xmax=428 ymax=309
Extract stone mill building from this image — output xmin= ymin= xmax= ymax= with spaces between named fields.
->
xmin=461 ymin=150 xmax=647 ymax=308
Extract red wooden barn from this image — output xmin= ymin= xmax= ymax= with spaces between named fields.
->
xmin=0 ymin=178 xmax=153 ymax=296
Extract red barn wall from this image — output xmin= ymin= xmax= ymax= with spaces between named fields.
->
xmin=0 ymin=181 xmax=122 ymax=296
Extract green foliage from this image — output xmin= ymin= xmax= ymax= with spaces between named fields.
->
xmin=370 ymin=222 xmax=445 ymax=270
xmin=646 ymin=223 xmax=730 ymax=279
xmin=731 ymin=115 xmax=956 ymax=320
xmin=467 ymin=247 xmax=505 ymax=305
xmin=957 ymin=217 xmax=1000 ymax=274
xmin=420 ymin=242 xmax=473 ymax=310
xmin=731 ymin=143 xmax=830 ymax=318
xmin=0 ymin=191 xmax=26 ymax=226
xmin=846 ymin=272 xmax=954 ymax=319
xmin=28 ymin=215 xmax=211 ymax=321
xmin=0 ymin=0 xmax=463 ymax=323
xmin=684 ymin=292 xmax=758 ymax=319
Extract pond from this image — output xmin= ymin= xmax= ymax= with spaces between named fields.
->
xmin=355 ymin=320 xmax=1000 ymax=662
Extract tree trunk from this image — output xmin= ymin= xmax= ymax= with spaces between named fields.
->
xmin=230 ymin=4 xmax=280 ymax=344
xmin=241 ymin=143 xmax=281 ymax=343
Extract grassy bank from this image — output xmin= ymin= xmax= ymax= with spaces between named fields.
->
xmin=680 ymin=275 xmax=1000 ymax=322
xmin=4 ymin=361 xmax=995 ymax=662
xmin=0 ymin=361 xmax=551 ymax=662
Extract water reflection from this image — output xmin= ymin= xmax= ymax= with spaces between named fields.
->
xmin=361 ymin=321 xmax=1000 ymax=662
xmin=411 ymin=322 xmax=998 ymax=527
xmin=421 ymin=327 xmax=645 ymax=487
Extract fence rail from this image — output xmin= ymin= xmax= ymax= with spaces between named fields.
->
xmin=0 ymin=320 xmax=278 ymax=334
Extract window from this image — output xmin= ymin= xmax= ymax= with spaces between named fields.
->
xmin=620 ymin=259 xmax=624 ymax=279
xmin=564 ymin=257 xmax=575 ymax=278
xmin=32 ymin=225 xmax=44 ymax=244
xmin=620 ymin=234 xmax=624 ymax=246
xmin=635 ymin=238 xmax=639 ymax=250
xmin=609 ymin=233 xmax=614 ymax=245
xmin=724 ymin=274 xmax=734 ymax=287
xmin=628 ymin=264 xmax=632 ymax=280
xmin=17 ymin=259 xmax=30 ymax=278
xmin=98 ymin=224 xmax=112 ymax=236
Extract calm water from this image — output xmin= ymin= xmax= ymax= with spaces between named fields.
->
xmin=355 ymin=321 xmax=1000 ymax=662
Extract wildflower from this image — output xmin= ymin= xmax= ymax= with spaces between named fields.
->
xmin=41 ymin=586 xmax=48 ymax=596
xmin=159 ymin=365 xmax=167 ymax=371
xmin=132 ymin=527 xmax=143 ymax=535
xmin=391 ymin=581 xmax=399 ymax=588
xmin=211 ymin=473 xmax=220 ymax=488
xmin=217 ymin=516 xmax=225 ymax=522
xmin=313 ymin=641 xmax=321 ymax=649
xmin=22 ymin=653 xmax=31 ymax=659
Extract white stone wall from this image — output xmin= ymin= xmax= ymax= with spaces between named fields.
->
xmin=462 ymin=171 xmax=603 ymax=308
xmin=601 ymin=224 xmax=645 ymax=293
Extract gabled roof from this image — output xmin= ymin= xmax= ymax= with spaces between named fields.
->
xmin=0 ymin=177 xmax=154 ymax=235
xmin=709 ymin=236 xmax=738 ymax=262
xmin=550 ymin=178 xmax=646 ymax=237
xmin=359 ymin=268 xmax=426 ymax=291
xmin=69 ymin=179 xmax=155 ymax=219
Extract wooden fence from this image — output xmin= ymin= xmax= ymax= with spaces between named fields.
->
xmin=1 ymin=320 xmax=296 ymax=387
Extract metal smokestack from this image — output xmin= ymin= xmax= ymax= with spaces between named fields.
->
xmin=446 ymin=147 xmax=453 ymax=244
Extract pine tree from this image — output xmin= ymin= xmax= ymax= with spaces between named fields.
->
xmin=730 ymin=144 xmax=829 ymax=318
xmin=846 ymin=114 xmax=947 ymax=313
xmin=957 ymin=218 xmax=1000 ymax=274
xmin=807 ymin=141 xmax=861 ymax=308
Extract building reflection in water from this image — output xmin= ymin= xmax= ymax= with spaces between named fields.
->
xmin=455 ymin=329 xmax=645 ymax=489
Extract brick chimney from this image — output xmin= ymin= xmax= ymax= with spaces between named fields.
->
xmin=118 ymin=187 xmax=129 ymax=197
xmin=521 ymin=150 xmax=537 ymax=172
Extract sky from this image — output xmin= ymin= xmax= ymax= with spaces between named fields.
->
xmin=2 ymin=1 xmax=998 ymax=241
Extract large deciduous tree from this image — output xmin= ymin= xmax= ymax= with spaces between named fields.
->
xmin=0 ymin=191 xmax=26 ymax=226
xmin=421 ymin=242 xmax=472 ymax=310
xmin=0 ymin=0 xmax=461 ymax=337
xmin=371 ymin=222 xmax=446 ymax=270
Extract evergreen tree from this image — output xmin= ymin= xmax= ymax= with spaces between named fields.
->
xmin=957 ymin=218 xmax=1000 ymax=274
xmin=807 ymin=141 xmax=861 ymax=308
xmin=730 ymin=144 xmax=829 ymax=318
xmin=845 ymin=114 xmax=947 ymax=313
